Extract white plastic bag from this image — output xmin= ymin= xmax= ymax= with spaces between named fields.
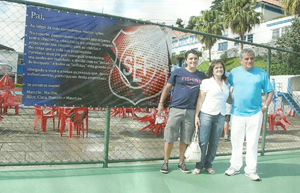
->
xmin=155 ymin=115 xmax=165 ymax=124
xmin=184 ymin=126 xmax=201 ymax=162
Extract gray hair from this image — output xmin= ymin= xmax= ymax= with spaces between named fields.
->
xmin=239 ymin=48 xmax=255 ymax=59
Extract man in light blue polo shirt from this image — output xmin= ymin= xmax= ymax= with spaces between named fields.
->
xmin=224 ymin=48 xmax=274 ymax=181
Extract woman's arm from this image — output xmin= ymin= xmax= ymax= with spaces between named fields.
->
xmin=195 ymin=90 xmax=206 ymax=127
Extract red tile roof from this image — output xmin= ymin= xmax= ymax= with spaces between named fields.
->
xmin=257 ymin=0 xmax=283 ymax=7
xmin=172 ymin=30 xmax=187 ymax=38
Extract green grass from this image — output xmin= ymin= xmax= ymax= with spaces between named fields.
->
xmin=197 ymin=57 xmax=267 ymax=74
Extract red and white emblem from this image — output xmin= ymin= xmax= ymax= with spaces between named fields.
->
xmin=109 ymin=25 xmax=171 ymax=105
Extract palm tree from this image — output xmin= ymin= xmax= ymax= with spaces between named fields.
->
xmin=176 ymin=18 xmax=184 ymax=28
xmin=280 ymin=0 xmax=300 ymax=15
xmin=210 ymin=0 xmax=223 ymax=10
xmin=193 ymin=10 xmax=223 ymax=62
xmin=186 ymin=16 xmax=197 ymax=30
xmin=222 ymin=0 xmax=261 ymax=49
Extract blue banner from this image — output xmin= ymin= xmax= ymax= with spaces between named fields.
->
xmin=23 ymin=6 xmax=171 ymax=107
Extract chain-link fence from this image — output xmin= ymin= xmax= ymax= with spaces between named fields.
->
xmin=1 ymin=0 xmax=300 ymax=167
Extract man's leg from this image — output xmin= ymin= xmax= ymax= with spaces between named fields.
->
xmin=229 ymin=115 xmax=246 ymax=171
xmin=244 ymin=111 xmax=263 ymax=174
xmin=160 ymin=142 xmax=173 ymax=173
xmin=160 ymin=108 xmax=182 ymax=173
xmin=179 ymin=141 xmax=187 ymax=164
xmin=223 ymin=119 xmax=230 ymax=141
xmin=177 ymin=109 xmax=195 ymax=173
xmin=164 ymin=142 xmax=174 ymax=163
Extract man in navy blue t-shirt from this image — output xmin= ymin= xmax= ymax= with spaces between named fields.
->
xmin=158 ymin=49 xmax=206 ymax=174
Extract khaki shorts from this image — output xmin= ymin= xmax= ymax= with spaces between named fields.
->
xmin=163 ymin=108 xmax=195 ymax=144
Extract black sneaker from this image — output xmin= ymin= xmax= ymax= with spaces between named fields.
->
xmin=160 ymin=163 xmax=168 ymax=174
xmin=178 ymin=163 xmax=190 ymax=173
xmin=224 ymin=137 xmax=231 ymax=142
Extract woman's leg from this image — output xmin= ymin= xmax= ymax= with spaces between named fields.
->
xmin=205 ymin=114 xmax=225 ymax=169
xmin=195 ymin=113 xmax=213 ymax=170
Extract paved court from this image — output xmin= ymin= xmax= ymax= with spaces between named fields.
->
xmin=0 ymin=150 xmax=299 ymax=193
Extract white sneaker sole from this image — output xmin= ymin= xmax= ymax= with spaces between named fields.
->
xmin=244 ymin=173 xmax=260 ymax=181
xmin=225 ymin=171 xmax=240 ymax=176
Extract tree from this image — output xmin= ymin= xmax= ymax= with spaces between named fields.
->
xmin=185 ymin=16 xmax=196 ymax=29
xmin=280 ymin=0 xmax=300 ymax=15
xmin=210 ymin=0 xmax=224 ymax=10
xmin=222 ymin=0 xmax=261 ymax=49
xmin=193 ymin=10 xmax=223 ymax=62
xmin=176 ymin=18 xmax=184 ymax=28
xmin=272 ymin=17 xmax=300 ymax=75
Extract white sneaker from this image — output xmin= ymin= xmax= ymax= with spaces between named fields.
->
xmin=244 ymin=172 xmax=260 ymax=181
xmin=225 ymin=167 xmax=240 ymax=176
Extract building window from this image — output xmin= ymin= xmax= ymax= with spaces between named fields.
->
xmin=247 ymin=34 xmax=253 ymax=43
xmin=272 ymin=28 xmax=280 ymax=39
xmin=218 ymin=42 xmax=228 ymax=51
xmin=179 ymin=37 xmax=188 ymax=46
xmin=234 ymin=37 xmax=239 ymax=46
xmin=234 ymin=36 xmax=246 ymax=46
xmin=172 ymin=40 xmax=178 ymax=48
xmin=180 ymin=50 xmax=186 ymax=54
xmin=281 ymin=26 xmax=289 ymax=35
xmin=190 ymin=35 xmax=196 ymax=43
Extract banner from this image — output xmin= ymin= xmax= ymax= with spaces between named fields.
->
xmin=23 ymin=6 xmax=171 ymax=107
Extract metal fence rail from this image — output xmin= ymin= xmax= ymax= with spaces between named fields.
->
xmin=0 ymin=0 xmax=300 ymax=167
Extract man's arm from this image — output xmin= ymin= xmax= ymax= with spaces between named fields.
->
xmin=157 ymin=83 xmax=172 ymax=114
xmin=262 ymin=91 xmax=274 ymax=113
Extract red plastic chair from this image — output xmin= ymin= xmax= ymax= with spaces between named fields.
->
xmin=287 ymin=108 xmax=296 ymax=117
xmin=33 ymin=106 xmax=55 ymax=132
xmin=63 ymin=107 xmax=88 ymax=139
xmin=110 ymin=108 xmax=138 ymax=119
xmin=0 ymin=95 xmax=4 ymax=114
xmin=137 ymin=108 xmax=168 ymax=136
xmin=1 ymin=90 xmax=20 ymax=115
xmin=125 ymin=108 xmax=138 ymax=119
xmin=274 ymin=108 xmax=293 ymax=133
xmin=110 ymin=108 xmax=124 ymax=118
xmin=267 ymin=114 xmax=277 ymax=132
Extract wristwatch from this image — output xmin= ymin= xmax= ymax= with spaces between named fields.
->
xmin=263 ymin=105 xmax=268 ymax=109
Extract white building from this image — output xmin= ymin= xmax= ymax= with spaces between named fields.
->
xmin=0 ymin=44 xmax=18 ymax=75
xmin=171 ymin=0 xmax=293 ymax=62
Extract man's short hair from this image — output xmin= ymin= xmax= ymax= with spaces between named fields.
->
xmin=185 ymin=49 xmax=199 ymax=59
xmin=239 ymin=48 xmax=255 ymax=59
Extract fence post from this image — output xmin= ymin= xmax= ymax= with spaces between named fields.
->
xmin=261 ymin=49 xmax=271 ymax=156
xmin=103 ymin=107 xmax=111 ymax=168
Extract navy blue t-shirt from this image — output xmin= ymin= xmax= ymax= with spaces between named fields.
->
xmin=168 ymin=68 xmax=206 ymax=109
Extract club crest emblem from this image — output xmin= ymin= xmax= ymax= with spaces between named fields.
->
xmin=108 ymin=25 xmax=171 ymax=105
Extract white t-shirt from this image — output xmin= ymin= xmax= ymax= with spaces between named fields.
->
xmin=200 ymin=77 xmax=230 ymax=116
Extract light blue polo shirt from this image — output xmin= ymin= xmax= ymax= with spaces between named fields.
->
xmin=228 ymin=66 xmax=273 ymax=117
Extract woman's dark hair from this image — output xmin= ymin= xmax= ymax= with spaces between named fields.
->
xmin=207 ymin=60 xmax=227 ymax=80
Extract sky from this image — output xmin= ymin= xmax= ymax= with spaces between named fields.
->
xmin=26 ymin=0 xmax=214 ymax=26
xmin=0 ymin=0 xmax=214 ymax=52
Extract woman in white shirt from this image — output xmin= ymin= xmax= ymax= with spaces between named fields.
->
xmin=192 ymin=60 xmax=230 ymax=175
